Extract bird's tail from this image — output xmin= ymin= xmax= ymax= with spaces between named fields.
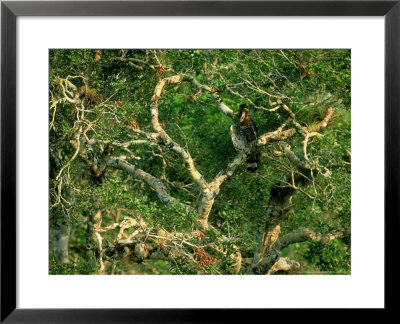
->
xmin=246 ymin=153 xmax=260 ymax=172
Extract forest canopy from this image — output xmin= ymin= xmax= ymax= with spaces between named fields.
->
xmin=49 ymin=49 xmax=351 ymax=275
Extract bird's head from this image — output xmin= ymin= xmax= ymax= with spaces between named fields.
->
xmin=238 ymin=104 xmax=249 ymax=122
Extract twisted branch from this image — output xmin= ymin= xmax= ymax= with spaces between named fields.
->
xmin=107 ymin=157 xmax=194 ymax=213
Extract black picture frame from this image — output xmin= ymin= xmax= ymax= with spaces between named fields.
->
xmin=1 ymin=0 xmax=398 ymax=322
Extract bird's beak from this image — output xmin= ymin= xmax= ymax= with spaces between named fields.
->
xmin=239 ymin=110 xmax=246 ymax=122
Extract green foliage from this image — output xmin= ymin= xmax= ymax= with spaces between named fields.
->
xmin=49 ymin=255 xmax=95 ymax=275
xmin=49 ymin=49 xmax=351 ymax=275
xmin=305 ymin=240 xmax=351 ymax=274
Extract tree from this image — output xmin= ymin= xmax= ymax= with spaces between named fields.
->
xmin=49 ymin=49 xmax=351 ymax=275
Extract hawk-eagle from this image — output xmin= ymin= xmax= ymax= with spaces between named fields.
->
xmin=230 ymin=104 xmax=260 ymax=172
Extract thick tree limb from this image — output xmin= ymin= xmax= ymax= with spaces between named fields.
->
xmin=149 ymin=74 xmax=237 ymax=230
xmin=267 ymin=257 xmax=300 ymax=275
xmin=250 ymin=228 xmax=344 ymax=274
xmin=107 ymin=157 xmax=194 ymax=213
xmin=281 ymin=143 xmax=313 ymax=170
xmin=149 ymin=74 xmax=235 ymax=189
xmin=150 ymin=75 xmax=209 ymax=190
xmin=310 ymin=107 xmax=334 ymax=131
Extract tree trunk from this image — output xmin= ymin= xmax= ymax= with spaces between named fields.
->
xmin=248 ymin=167 xmax=309 ymax=274
xmin=50 ymin=215 xmax=71 ymax=263
xmin=196 ymin=189 xmax=219 ymax=231
xmin=86 ymin=209 xmax=102 ymax=264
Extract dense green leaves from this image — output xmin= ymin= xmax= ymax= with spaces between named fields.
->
xmin=49 ymin=49 xmax=351 ymax=275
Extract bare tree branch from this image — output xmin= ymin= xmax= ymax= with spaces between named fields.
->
xmin=107 ymin=157 xmax=194 ymax=213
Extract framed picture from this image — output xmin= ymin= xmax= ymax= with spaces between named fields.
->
xmin=1 ymin=0 xmax=398 ymax=321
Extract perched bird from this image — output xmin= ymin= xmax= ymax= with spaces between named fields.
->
xmin=230 ymin=104 xmax=260 ymax=172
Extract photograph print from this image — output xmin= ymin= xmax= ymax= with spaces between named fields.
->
xmin=49 ymin=49 xmax=351 ymax=275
